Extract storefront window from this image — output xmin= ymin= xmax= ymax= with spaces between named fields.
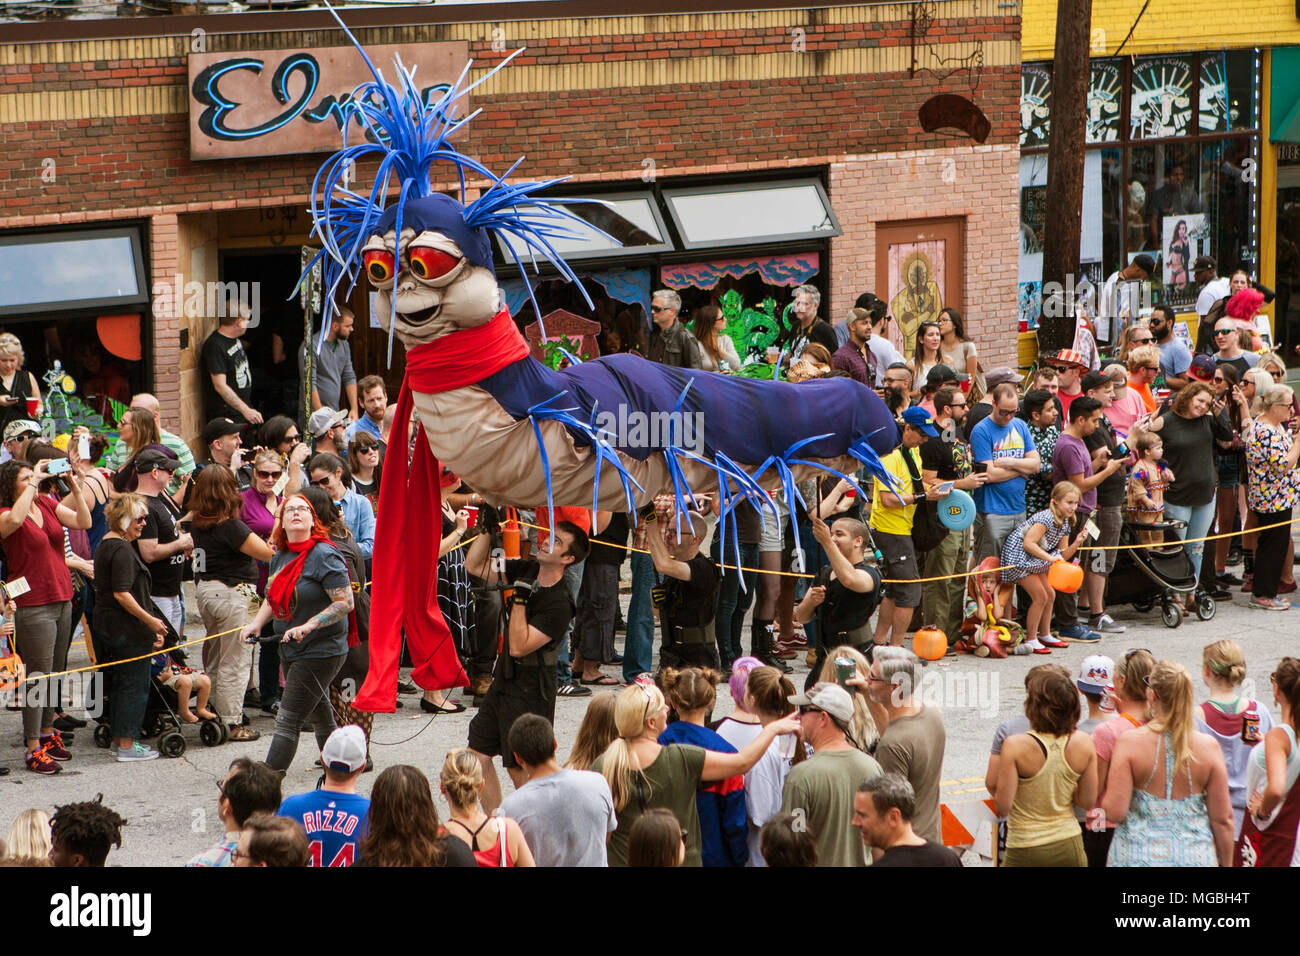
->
xmin=1130 ymin=55 xmax=1195 ymax=140
xmin=662 ymin=180 xmax=840 ymax=249
xmin=1019 ymin=51 xmax=1260 ymax=324
xmin=0 ymin=229 xmax=147 ymax=316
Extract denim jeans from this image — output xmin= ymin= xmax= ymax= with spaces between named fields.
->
xmin=712 ymin=538 xmax=759 ymax=668
xmin=624 ymin=552 xmax=656 ymax=681
xmin=555 ymin=559 xmax=585 ymax=685
xmin=1163 ymin=499 xmax=1217 ymax=581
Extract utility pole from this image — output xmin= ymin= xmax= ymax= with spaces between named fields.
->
xmin=1038 ymin=0 xmax=1092 ymax=353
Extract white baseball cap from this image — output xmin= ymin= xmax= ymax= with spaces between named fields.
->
xmin=1076 ymin=654 xmax=1115 ymax=696
xmin=321 ymin=725 xmax=367 ymax=772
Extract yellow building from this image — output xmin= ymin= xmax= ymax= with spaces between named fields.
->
xmin=1020 ymin=0 xmax=1300 ymax=353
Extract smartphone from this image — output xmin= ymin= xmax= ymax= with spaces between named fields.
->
xmin=77 ymin=435 xmax=91 ymax=461
xmin=46 ymin=458 xmax=71 ymax=476
xmin=933 ymin=480 xmax=955 ymax=496
xmin=973 ymin=461 xmax=988 ymax=474
xmin=1113 ymin=442 xmax=1130 ymax=459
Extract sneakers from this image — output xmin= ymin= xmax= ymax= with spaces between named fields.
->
xmin=1088 ymin=614 xmax=1126 ymax=634
xmin=1057 ymin=623 xmax=1101 ymax=643
xmin=1248 ymin=597 xmax=1291 ymax=612
xmin=1241 ymin=575 xmax=1254 ymax=592
xmin=1279 ymin=580 xmax=1298 ymax=595
xmin=396 ymin=680 xmax=418 ymax=695
xmin=1216 ymin=571 xmax=1243 ymax=586
xmin=116 ymin=742 xmax=160 ymax=762
xmin=39 ymin=732 xmax=71 ymax=761
xmin=773 ymin=642 xmax=798 ymax=660
xmin=26 ymin=744 xmax=62 ymax=774
xmin=556 ymin=682 xmax=592 ymax=698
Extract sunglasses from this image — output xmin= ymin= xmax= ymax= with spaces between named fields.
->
xmin=798 ymin=705 xmax=823 ymax=716
xmin=284 ymin=433 xmax=300 ymax=443
xmin=650 ymin=305 xmax=672 ymax=313
xmin=356 ymin=445 xmax=379 ymax=453
xmin=1048 ymin=365 xmax=1071 ymax=373
xmin=311 ymin=476 xmax=333 ymax=487
xmin=1214 ymin=328 xmax=1236 ymax=336
xmin=1141 ymin=365 xmax=1159 ymax=372
xmin=1131 ymin=337 xmax=1153 ymax=344
xmin=1271 ymin=371 xmax=1285 ymax=379
xmin=255 ymin=469 xmax=283 ymax=480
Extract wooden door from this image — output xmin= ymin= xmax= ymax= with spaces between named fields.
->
xmin=874 ymin=217 xmax=965 ymax=358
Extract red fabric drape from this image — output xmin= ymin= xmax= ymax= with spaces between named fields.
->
xmin=353 ymin=310 xmax=530 ymax=713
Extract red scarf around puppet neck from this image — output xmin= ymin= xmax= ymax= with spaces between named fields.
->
xmin=268 ymin=530 xmax=360 ymax=649
xmin=352 ymin=309 xmax=529 ymax=713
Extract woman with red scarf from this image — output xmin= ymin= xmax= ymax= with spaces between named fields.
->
xmin=240 ymin=493 xmax=355 ymax=773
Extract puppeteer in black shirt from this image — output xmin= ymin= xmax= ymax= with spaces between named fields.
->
xmin=658 ymin=553 xmax=721 ymax=669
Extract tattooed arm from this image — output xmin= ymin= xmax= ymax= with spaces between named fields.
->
xmin=283 ymin=585 xmax=355 ymax=643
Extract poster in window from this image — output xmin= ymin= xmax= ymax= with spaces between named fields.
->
xmin=1087 ymin=60 xmax=1123 ymax=143
xmin=1161 ymin=213 xmax=1208 ymax=307
xmin=887 ymin=241 xmax=945 ymax=357
xmin=1020 ymin=65 xmax=1051 ymax=148
xmin=1131 ymin=56 xmax=1193 ymax=139
xmin=1199 ymin=53 xmax=1231 ymax=133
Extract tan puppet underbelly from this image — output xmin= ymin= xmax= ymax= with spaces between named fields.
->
xmin=411 ymin=384 xmax=863 ymax=511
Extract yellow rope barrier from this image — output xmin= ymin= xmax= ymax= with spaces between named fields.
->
xmin=17 ymin=514 xmax=1288 ymax=684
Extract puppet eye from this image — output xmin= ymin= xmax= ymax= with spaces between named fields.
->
xmin=364 ymin=249 xmax=395 ymax=284
xmin=408 ymin=245 xmax=462 ymax=282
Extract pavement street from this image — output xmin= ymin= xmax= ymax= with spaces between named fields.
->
xmin=3 ymin=553 xmax=1298 ymax=866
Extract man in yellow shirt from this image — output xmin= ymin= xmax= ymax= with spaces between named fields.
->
xmin=871 ymin=406 xmax=951 ymax=646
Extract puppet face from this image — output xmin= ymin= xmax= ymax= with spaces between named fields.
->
xmin=362 ymin=227 xmax=501 ymax=347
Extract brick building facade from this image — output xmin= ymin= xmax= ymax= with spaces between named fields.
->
xmin=0 ymin=0 xmax=1021 ymax=443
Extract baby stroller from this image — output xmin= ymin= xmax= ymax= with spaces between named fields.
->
xmin=92 ymin=633 xmax=227 ymax=757
xmin=1106 ymin=519 xmax=1215 ymax=628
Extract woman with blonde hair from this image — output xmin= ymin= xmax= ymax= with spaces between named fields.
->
xmin=565 ymin=691 xmax=618 ymax=770
xmin=1195 ymin=640 xmax=1273 ymax=836
xmin=741 ymin=665 xmax=808 ymax=866
xmin=440 ymin=748 xmax=535 ymax=867
xmin=816 ymin=645 xmax=879 ymax=751
xmin=3 ymin=808 xmax=51 ymax=859
xmin=1097 ymin=661 xmax=1234 ymax=866
xmin=0 ymin=331 xmax=42 ymax=439
xmin=593 ymin=681 xmax=800 ymax=866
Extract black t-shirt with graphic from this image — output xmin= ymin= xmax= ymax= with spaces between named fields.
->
xmin=201 ymin=330 xmax=253 ymax=422
xmin=139 ymin=492 xmax=185 ymax=597
xmin=818 ymin=561 xmax=883 ymax=636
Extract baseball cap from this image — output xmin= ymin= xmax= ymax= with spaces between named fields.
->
xmin=202 ymin=418 xmax=243 ymax=445
xmin=984 ymin=366 xmax=1019 ymax=388
xmin=134 ymin=447 xmax=180 ymax=473
xmin=321 ymin=725 xmax=368 ymax=773
xmin=308 ymin=407 xmax=348 ymax=439
xmin=902 ymin=405 xmax=940 ymax=437
xmin=1077 ymin=654 xmax=1115 ymax=695
xmin=2 ymin=419 xmax=39 ymax=443
xmin=1188 ymin=354 xmax=1216 ymax=382
xmin=788 ymin=682 xmax=855 ymax=724
xmin=1192 ymin=255 xmax=1216 ymax=273
xmin=925 ymin=364 xmax=958 ymax=388
xmin=1081 ymin=370 xmax=1109 ymax=393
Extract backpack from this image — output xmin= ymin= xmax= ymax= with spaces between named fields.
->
xmin=900 ymin=448 xmax=948 ymax=552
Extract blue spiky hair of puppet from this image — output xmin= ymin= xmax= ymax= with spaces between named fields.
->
xmin=299 ymin=7 xmax=603 ymax=361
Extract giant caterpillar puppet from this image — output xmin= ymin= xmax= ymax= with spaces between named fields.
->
xmin=303 ymin=13 xmax=902 ymax=713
